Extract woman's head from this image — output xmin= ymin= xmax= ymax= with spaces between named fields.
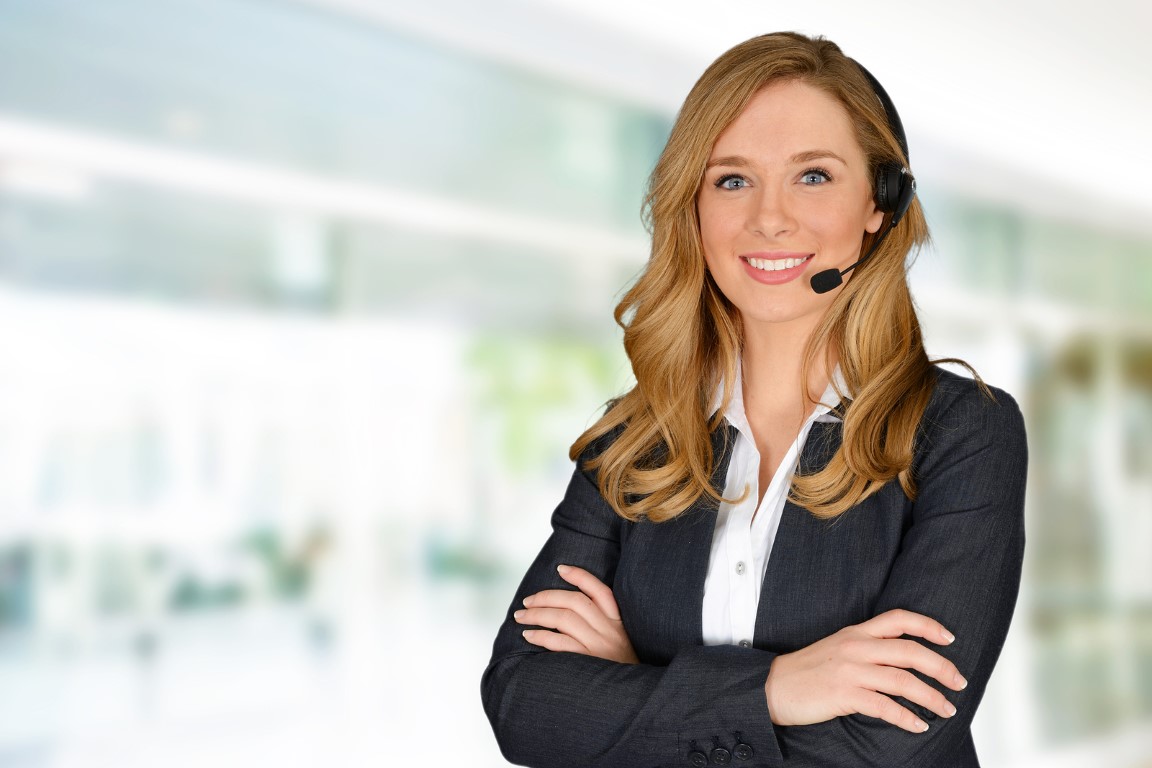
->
xmin=639 ymin=32 xmax=928 ymax=376
xmin=696 ymin=78 xmax=886 ymax=339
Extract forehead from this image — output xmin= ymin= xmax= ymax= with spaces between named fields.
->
xmin=710 ymin=80 xmax=863 ymax=161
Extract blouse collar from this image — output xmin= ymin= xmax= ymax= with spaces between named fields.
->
xmin=710 ymin=359 xmax=851 ymax=429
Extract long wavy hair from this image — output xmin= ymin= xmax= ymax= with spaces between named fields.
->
xmin=571 ymin=32 xmax=939 ymax=521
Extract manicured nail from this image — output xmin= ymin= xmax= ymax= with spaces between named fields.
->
xmin=521 ymin=630 xmax=532 ymax=640
xmin=513 ymin=610 xmax=524 ymax=620
xmin=915 ymin=720 xmax=929 ymax=732
xmin=522 ymin=596 xmax=534 ymax=607
xmin=557 ymin=564 xmax=570 ymax=574
xmin=941 ymin=629 xmax=955 ymax=644
xmin=945 ymin=703 xmax=957 ymax=717
xmin=956 ymin=674 xmax=968 ymax=690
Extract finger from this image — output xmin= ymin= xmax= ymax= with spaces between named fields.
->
xmin=864 ymin=638 xmax=967 ymax=691
xmin=516 ymin=606 xmax=599 ymax=644
xmin=521 ymin=628 xmax=590 ymax=655
xmin=853 ymin=690 xmax=931 ymax=734
xmin=523 ymin=589 xmax=610 ymax=634
xmin=860 ymin=664 xmax=957 ymax=720
xmin=524 ymin=589 xmax=595 ymax=611
xmin=557 ymin=564 xmax=622 ymax=621
xmin=862 ymin=609 xmax=955 ymax=646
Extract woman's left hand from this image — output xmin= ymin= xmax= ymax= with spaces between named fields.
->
xmin=514 ymin=564 xmax=639 ymax=664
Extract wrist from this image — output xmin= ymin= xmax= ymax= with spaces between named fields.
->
xmin=764 ymin=658 xmax=782 ymax=725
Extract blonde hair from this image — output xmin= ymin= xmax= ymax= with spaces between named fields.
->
xmin=572 ymin=32 xmax=938 ymax=521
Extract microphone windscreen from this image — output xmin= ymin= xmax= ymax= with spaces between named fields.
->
xmin=810 ymin=269 xmax=843 ymax=294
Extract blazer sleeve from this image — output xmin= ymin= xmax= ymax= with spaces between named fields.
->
xmin=480 ymin=458 xmax=781 ymax=768
xmin=764 ymin=378 xmax=1028 ymax=767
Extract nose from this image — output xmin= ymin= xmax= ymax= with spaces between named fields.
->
xmin=748 ymin=183 xmax=797 ymax=238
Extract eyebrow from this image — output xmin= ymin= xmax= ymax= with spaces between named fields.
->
xmin=706 ymin=149 xmax=849 ymax=169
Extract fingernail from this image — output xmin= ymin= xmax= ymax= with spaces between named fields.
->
xmin=522 ymin=596 xmax=533 ymax=607
xmin=945 ymin=702 xmax=957 ymax=717
xmin=915 ymin=720 xmax=929 ymax=732
xmin=513 ymin=610 xmax=524 ymax=620
xmin=521 ymin=630 xmax=532 ymax=640
xmin=941 ymin=629 xmax=955 ymax=644
xmin=557 ymin=564 xmax=570 ymax=574
xmin=956 ymin=674 xmax=968 ymax=690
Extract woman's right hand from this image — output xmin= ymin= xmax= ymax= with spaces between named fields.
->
xmin=763 ymin=609 xmax=967 ymax=734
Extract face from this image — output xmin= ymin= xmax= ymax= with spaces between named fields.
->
xmin=697 ymin=79 xmax=884 ymax=339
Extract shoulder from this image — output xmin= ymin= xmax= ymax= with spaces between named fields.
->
xmin=916 ymin=365 xmax=1028 ymax=468
xmin=575 ymin=418 xmax=626 ymax=465
xmin=923 ymin=365 xmax=1024 ymax=428
xmin=570 ymin=404 xmax=642 ymax=506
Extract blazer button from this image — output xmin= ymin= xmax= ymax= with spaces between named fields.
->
xmin=710 ymin=747 xmax=731 ymax=765
xmin=688 ymin=750 xmax=708 ymax=768
xmin=733 ymin=742 xmax=754 ymax=761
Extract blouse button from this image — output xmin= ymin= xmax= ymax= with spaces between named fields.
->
xmin=735 ymin=561 xmax=746 ymax=575
xmin=739 ymin=640 xmax=751 ymax=648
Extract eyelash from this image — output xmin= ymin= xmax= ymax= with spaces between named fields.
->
xmin=801 ymin=167 xmax=833 ymax=183
xmin=714 ymin=173 xmax=747 ymax=189
xmin=712 ymin=166 xmax=835 ymax=189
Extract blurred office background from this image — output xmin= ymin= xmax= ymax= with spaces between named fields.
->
xmin=0 ymin=0 xmax=1150 ymax=765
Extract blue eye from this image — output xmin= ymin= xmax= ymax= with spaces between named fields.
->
xmin=715 ymin=174 xmax=748 ymax=190
xmin=801 ymin=168 xmax=832 ymax=185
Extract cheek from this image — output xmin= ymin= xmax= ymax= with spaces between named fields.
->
xmin=696 ymin=206 xmax=722 ymax=265
xmin=809 ymin=199 xmax=873 ymax=246
xmin=700 ymin=239 xmax=724 ymax=282
xmin=698 ymin=203 xmax=739 ymax=253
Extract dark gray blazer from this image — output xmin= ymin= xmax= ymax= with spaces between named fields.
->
xmin=482 ymin=368 xmax=1027 ymax=768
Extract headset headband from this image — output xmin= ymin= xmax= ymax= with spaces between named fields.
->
xmin=850 ymin=60 xmax=910 ymax=164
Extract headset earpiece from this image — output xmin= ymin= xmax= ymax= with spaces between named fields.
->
xmin=875 ymin=161 xmax=916 ymax=225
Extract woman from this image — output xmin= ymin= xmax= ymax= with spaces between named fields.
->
xmin=481 ymin=32 xmax=1026 ymax=768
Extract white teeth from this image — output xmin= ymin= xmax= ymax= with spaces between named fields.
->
xmin=747 ymin=256 xmax=807 ymax=271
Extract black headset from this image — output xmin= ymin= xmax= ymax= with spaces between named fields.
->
xmin=808 ymin=60 xmax=917 ymax=294
xmin=856 ymin=62 xmax=916 ymax=223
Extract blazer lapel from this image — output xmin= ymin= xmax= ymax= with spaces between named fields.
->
xmin=752 ymin=415 xmax=909 ymax=651
xmin=677 ymin=423 xmax=739 ymax=644
xmin=616 ymin=424 xmax=737 ymax=662
xmin=753 ymin=418 xmax=844 ymax=650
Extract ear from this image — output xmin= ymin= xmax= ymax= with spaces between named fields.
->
xmin=864 ymin=203 xmax=885 ymax=234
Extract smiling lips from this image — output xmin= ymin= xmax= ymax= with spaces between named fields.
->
xmin=739 ymin=252 xmax=814 ymax=285
xmin=744 ymin=253 xmax=813 ymax=271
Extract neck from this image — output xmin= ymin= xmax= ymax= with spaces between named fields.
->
xmin=736 ymin=321 xmax=837 ymax=489
xmin=741 ymin=324 xmax=833 ymax=406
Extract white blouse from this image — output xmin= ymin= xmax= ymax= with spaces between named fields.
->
xmin=701 ymin=366 xmax=846 ymax=647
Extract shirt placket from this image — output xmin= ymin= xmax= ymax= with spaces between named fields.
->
xmin=727 ymin=451 xmax=758 ymax=648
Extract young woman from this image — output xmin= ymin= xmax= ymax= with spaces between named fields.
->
xmin=481 ymin=32 xmax=1026 ymax=768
